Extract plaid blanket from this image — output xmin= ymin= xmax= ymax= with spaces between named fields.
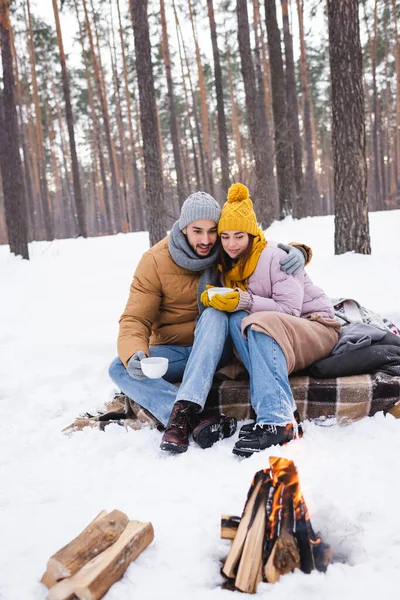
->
xmin=65 ymin=371 xmax=400 ymax=433
xmin=202 ymin=371 xmax=400 ymax=425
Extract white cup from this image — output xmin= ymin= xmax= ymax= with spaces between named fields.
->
xmin=140 ymin=357 xmax=169 ymax=379
xmin=207 ymin=286 xmax=234 ymax=300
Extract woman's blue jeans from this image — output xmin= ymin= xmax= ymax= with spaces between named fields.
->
xmin=228 ymin=311 xmax=296 ymax=426
xmin=109 ymin=308 xmax=232 ymax=427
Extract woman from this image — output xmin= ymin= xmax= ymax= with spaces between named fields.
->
xmin=201 ymin=183 xmax=340 ymax=457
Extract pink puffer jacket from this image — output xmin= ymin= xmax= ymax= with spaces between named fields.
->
xmin=226 ymin=243 xmax=334 ymax=319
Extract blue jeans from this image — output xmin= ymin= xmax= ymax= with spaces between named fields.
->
xmin=109 ymin=308 xmax=232 ymax=427
xmin=229 ymin=311 xmax=296 ymax=426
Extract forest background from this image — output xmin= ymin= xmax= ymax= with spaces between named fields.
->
xmin=0 ymin=0 xmax=397 ymax=258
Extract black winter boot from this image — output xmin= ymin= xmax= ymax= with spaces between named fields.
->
xmin=192 ymin=415 xmax=237 ymax=449
xmin=238 ymin=410 xmax=303 ymax=439
xmin=233 ymin=422 xmax=297 ymax=458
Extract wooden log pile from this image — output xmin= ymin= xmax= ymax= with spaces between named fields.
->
xmin=41 ymin=510 xmax=154 ymax=600
xmin=221 ymin=457 xmax=332 ymax=593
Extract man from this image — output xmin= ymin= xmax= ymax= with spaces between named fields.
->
xmin=109 ymin=191 xmax=308 ymax=453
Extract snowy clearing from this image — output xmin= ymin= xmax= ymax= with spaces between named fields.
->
xmin=1 ymin=212 xmax=400 ymax=600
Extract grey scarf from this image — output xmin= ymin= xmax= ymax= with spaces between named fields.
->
xmin=168 ymin=221 xmax=219 ymax=313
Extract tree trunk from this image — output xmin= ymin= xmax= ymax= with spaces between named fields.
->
xmin=130 ymin=0 xmax=166 ymax=245
xmin=173 ymin=0 xmax=206 ymax=190
xmin=327 ymin=0 xmax=371 ymax=254
xmin=82 ymin=0 xmax=121 ymax=232
xmin=160 ymin=0 xmax=186 ymax=206
xmin=253 ymin=0 xmax=278 ymax=214
xmin=391 ymin=0 xmax=400 ymax=198
xmin=52 ymin=0 xmax=86 ymax=238
xmin=296 ymin=0 xmax=319 ymax=215
xmin=26 ymin=0 xmax=53 ymax=240
xmin=173 ymin=0 xmax=201 ymax=190
xmin=207 ymin=0 xmax=230 ymax=195
xmin=188 ymin=0 xmax=214 ymax=195
xmin=237 ymin=0 xmax=275 ymax=226
xmin=10 ymin=28 xmax=35 ymax=240
xmin=226 ymin=40 xmax=244 ymax=182
xmin=281 ymin=0 xmax=305 ymax=217
xmin=0 ymin=0 xmax=29 ymax=258
xmin=74 ymin=0 xmax=112 ymax=234
xmin=264 ymin=0 xmax=294 ymax=217
xmin=116 ymin=0 xmax=144 ymax=231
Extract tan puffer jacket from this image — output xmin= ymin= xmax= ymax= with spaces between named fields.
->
xmin=118 ymin=236 xmax=200 ymax=366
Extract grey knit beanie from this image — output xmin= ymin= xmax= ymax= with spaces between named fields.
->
xmin=178 ymin=191 xmax=221 ymax=230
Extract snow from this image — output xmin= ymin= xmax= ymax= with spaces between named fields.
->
xmin=1 ymin=211 xmax=400 ymax=600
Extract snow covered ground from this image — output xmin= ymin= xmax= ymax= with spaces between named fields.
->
xmin=1 ymin=211 xmax=400 ymax=599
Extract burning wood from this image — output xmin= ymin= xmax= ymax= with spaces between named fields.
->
xmin=221 ymin=457 xmax=331 ymax=593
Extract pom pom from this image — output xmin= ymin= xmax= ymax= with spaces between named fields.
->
xmin=227 ymin=183 xmax=249 ymax=203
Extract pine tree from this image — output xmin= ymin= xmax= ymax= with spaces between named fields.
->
xmin=327 ymin=0 xmax=371 ymax=254
xmin=0 ymin=0 xmax=29 ymax=258
xmin=130 ymin=0 xmax=166 ymax=245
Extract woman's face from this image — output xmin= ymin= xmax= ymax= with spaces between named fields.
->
xmin=220 ymin=230 xmax=250 ymax=259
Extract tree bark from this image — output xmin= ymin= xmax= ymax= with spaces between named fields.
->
xmin=160 ymin=0 xmax=186 ymax=206
xmin=52 ymin=0 xmax=86 ymax=238
xmin=296 ymin=0 xmax=319 ymax=215
xmin=237 ymin=0 xmax=275 ymax=226
xmin=327 ymin=0 xmax=371 ymax=254
xmin=82 ymin=0 xmax=121 ymax=232
xmin=188 ymin=0 xmax=214 ymax=195
xmin=264 ymin=0 xmax=294 ymax=217
xmin=26 ymin=0 xmax=53 ymax=240
xmin=207 ymin=0 xmax=230 ymax=195
xmin=130 ymin=0 xmax=166 ymax=245
xmin=281 ymin=0 xmax=304 ymax=216
xmin=116 ymin=0 xmax=143 ymax=231
xmin=0 ymin=0 xmax=29 ymax=259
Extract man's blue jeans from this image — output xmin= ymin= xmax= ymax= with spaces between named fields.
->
xmin=109 ymin=308 xmax=232 ymax=427
xmin=229 ymin=311 xmax=296 ymax=426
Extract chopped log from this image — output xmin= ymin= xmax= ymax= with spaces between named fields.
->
xmin=234 ymin=481 xmax=270 ymax=593
xmin=264 ymin=542 xmax=280 ymax=584
xmin=222 ymin=474 xmax=265 ymax=579
xmin=46 ymin=520 xmax=154 ymax=600
xmin=45 ymin=510 xmax=129 ymax=582
xmin=220 ymin=514 xmax=240 ymax=540
xmin=41 ymin=511 xmax=108 ymax=589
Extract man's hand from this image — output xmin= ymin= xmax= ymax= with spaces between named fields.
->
xmin=127 ymin=351 xmax=147 ymax=380
xmin=278 ymin=243 xmax=305 ymax=275
xmin=210 ymin=291 xmax=240 ymax=312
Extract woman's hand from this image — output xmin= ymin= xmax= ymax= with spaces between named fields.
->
xmin=210 ymin=291 xmax=240 ymax=312
xmin=200 ymin=285 xmax=214 ymax=308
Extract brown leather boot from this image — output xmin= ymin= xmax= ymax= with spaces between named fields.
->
xmin=160 ymin=400 xmax=198 ymax=453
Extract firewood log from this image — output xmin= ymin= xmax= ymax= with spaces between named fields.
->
xmin=46 ymin=520 xmax=154 ymax=600
xmin=234 ymin=483 xmax=269 ymax=594
xmin=222 ymin=473 xmax=265 ymax=579
xmin=41 ymin=511 xmax=108 ymax=589
xmin=220 ymin=515 xmax=240 ymax=540
xmin=44 ymin=510 xmax=128 ymax=583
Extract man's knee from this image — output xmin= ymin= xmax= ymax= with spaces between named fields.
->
xmin=199 ymin=307 xmax=229 ymax=326
xmin=108 ymin=357 xmax=125 ymax=381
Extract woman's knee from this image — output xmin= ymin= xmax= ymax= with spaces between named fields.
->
xmin=228 ymin=310 xmax=247 ymax=333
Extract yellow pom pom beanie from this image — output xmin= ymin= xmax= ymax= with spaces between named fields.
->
xmin=217 ymin=183 xmax=259 ymax=236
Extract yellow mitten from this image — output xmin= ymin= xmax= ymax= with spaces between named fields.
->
xmin=200 ymin=285 xmax=215 ymax=308
xmin=210 ymin=291 xmax=240 ymax=312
